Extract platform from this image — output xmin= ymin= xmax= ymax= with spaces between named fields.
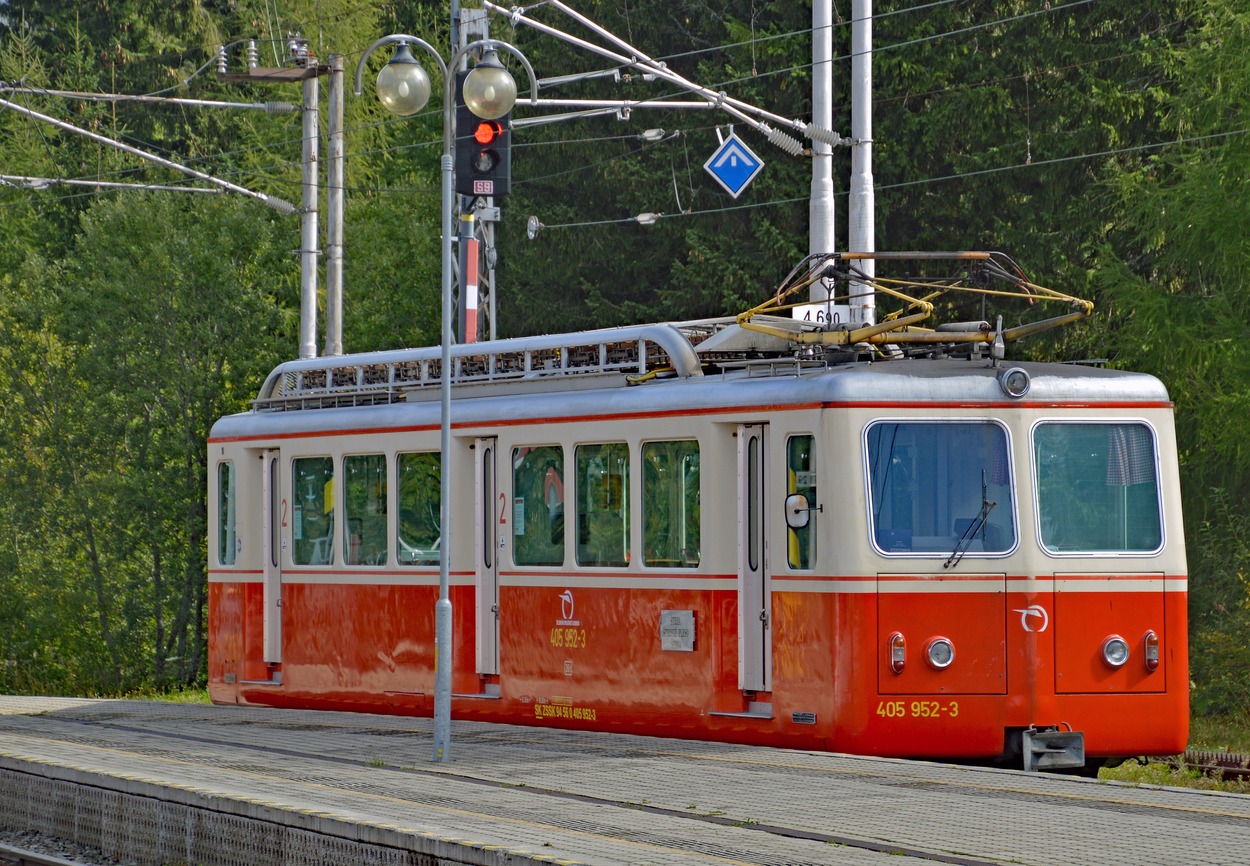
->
xmin=0 ymin=697 xmax=1247 ymax=865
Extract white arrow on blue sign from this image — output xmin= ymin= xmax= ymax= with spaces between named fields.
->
xmin=703 ymin=133 xmax=764 ymax=199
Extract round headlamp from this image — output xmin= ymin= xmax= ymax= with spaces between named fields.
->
xmin=925 ymin=637 xmax=955 ymax=670
xmin=1101 ymin=635 xmax=1130 ymax=668
xmin=998 ymin=367 xmax=1031 ymax=398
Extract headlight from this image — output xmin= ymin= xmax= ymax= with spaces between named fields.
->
xmin=925 ymin=637 xmax=955 ymax=670
xmin=1101 ymin=635 xmax=1130 ymax=668
xmin=998 ymin=367 xmax=1030 ymax=398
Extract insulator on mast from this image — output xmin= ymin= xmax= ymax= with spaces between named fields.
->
xmin=763 ymin=124 xmax=804 ymax=156
xmin=805 ymin=124 xmax=845 ymax=147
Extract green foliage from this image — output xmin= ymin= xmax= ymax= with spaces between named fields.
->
xmin=123 ymin=686 xmax=211 ymax=703
xmin=1191 ymin=709 xmax=1250 ymax=754
xmin=0 ymin=192 xmax=294 ymax=693
xmin=1187 ymin=491 xmax=1250 ymax=716
xmin=499 ymin=0 xmax=810 ymax=333
xmin=1092 ymin=0 xmax=1250 ymax=714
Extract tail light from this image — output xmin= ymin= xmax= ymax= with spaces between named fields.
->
xmin=1143 ymin=630 xmax=1160 ymax=672
xmin=1101 ymin=635 xmax=1130 ymax=669
xmin=888 ymin=632 xmax=906 ymax=674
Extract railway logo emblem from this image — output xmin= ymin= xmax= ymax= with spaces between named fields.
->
xmin=558 ymin=590 xmax=579 ymax=626
xmin=1013 ymin=604 xmax=1050 ymax=633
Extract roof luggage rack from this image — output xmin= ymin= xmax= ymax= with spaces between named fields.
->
xmin=251 ymin=251 xmax=1094 ymax=412
xmin=253 ymin=323 xmax=708 ymax=411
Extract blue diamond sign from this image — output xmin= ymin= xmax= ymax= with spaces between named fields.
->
xmin=704 ymin=133 xmax=764 ymax=199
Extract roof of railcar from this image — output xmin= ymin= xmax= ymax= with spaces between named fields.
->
xmin=209 ymin=357 xmax=1171 ymax=442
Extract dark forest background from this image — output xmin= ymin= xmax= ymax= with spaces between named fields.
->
xmin=0 ymin=0 xmax=1246 ymax=716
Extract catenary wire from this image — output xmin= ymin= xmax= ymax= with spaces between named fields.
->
xmin=513 ymin=127 xmax=1250 ymax=232
xmin=4 ymin=121 xmax=1243 ymax=214
xmin=0 ymin=0 xmax=1116 ymax=195
xmin=0 ymin=1 xmax=1199 ymax=214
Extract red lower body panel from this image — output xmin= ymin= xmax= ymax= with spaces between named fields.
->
xmin=207 ymin=576 xmax=1188 ymax=761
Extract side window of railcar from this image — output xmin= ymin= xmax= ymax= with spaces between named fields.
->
xmin=787 ymin=435 xmax=816 ymax=569
xmin=292 ymin=457 xmax=335 ymax=565
xmin=513 ymin=446 xmax=565 ymax=566
xmin=866 ymin=421 xmax=1015 ymax=555
xmin=642 ymin=440 xmax=700 ymax=568
xmin=218 ymin=461 xmax=236 ymax=565
xmin=1033 ymin=422 xmax=1163 ymax=554
xmin=344 ymin=454 xmax=387 ymax=566
xmin=576 ymin=443 xmax=630 ymax=567
xmin=397 ymin=452 xmax=440 ymax=565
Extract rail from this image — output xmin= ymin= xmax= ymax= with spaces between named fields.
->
xmin=1173 ymin=750 xmax=1250 ymax=783
xmin=0 ymin=840 xmax=86 ymax=866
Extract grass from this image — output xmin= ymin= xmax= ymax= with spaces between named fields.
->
xmin=1190 ymin=710 xmax=1250 ymax=753
xmin=1100 ymin=759 xmax=1250 ymax=794
xmin=122 ymin=686 xmax=212 ymax=704
xmin=1098 ymin=709 xmax=1250 ymax=793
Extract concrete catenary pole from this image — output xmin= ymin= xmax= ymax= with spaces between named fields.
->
xmin=299 ymin=75 xmax=320 ymax=360
xmin=325 ymin=55 xmax=346 ymax=357
xmin=809 ymin=0 xmax=836 ymax=307
xmin=848 ymin=0 xmax=876 ymax=326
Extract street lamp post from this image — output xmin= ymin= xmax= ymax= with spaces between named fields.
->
xmin=354 ymin=34 xmax=536 ymax=763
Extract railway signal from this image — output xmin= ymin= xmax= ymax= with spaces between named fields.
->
xmin=455 ymin=65 xmax=513 ymax=198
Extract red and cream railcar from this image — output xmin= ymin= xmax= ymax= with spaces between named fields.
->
xmin=208 ymin=317 xmax=1187 ymax=770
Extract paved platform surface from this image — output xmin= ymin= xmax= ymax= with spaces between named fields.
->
xmin=1 ymin=696 xmax=1248 ymax=865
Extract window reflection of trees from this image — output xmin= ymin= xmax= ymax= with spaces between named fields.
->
xmin=293 ymin=457 xmax=334 ymax=565
xmin=397 ymin=452 xmax=440 ymax=565
xmin=643 ymin=441 xmax=700 ymax=568
xmin=513 ymin=446 xmax=565 ymax=567
xmin=344 ymin=454 xmax=387 ymax=565
xmin=867 ymin=422 xmax=1015 ymax=555
xmin=1035 ymin=423 xmax=1162 ymax=553
xmin=576 ymin=443 xmax=630 ymax=567
xmin=218 ymin=462 xmax=236 ymax=565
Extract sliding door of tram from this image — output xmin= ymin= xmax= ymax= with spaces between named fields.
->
xmin=737 ymin=424 xmax=772 ymax=692
xmin=261 ymin=448 xmax=282 ymax=663
xmin=475 ymin=437 xmax=500 ymax=675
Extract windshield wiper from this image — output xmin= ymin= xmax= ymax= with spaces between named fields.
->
xmin=945 ymin=473 xmax=996 ymax=569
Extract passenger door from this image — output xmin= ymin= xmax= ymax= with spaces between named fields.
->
xmin=261 ymin=448 xmax=283 ymax=663
xmin=475 ymin=437 xmax=501 ymax=675
xmin=737 ymin=424 xmax=772 ymax=692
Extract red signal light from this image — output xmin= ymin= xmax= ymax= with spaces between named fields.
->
xmin=474 ymin=121 xmax=502 ymax=145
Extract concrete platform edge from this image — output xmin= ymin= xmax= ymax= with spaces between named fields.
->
xmin=0 ymin=753 xmax=585 ymax=866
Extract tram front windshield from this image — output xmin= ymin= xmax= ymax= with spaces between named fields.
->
xmin=867 ymin=421 xmax=1015 ymax=556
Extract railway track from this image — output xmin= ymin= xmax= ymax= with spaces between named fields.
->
xmin=1177 ymin=750 xmax=1250 ymax=782
xmin=0 ymin=840 xmax=99 ymax=866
